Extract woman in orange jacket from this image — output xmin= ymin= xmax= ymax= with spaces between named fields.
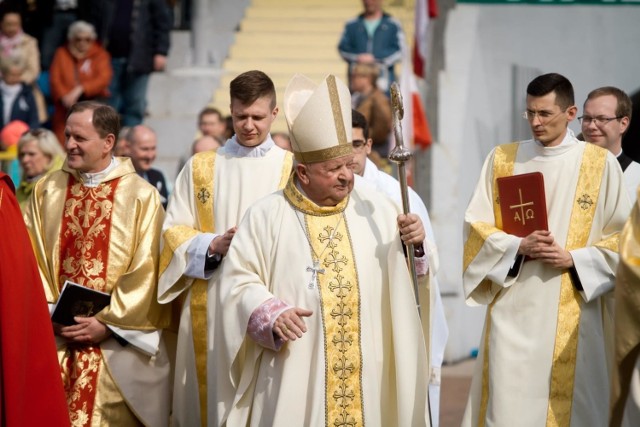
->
xmin=49 ymin=20 xmax=112 ymax=147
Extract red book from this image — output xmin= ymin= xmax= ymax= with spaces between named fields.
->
xmin=496 ymin=172 xmax=548 ymax=236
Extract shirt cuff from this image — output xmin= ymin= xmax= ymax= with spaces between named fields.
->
xmin=184 ymin=233 xmax=218 ymax=279
xmin=247 ymin=298 xmax=292 ymax=351
xmin=415 ymin=244 xmax=429 ymax=276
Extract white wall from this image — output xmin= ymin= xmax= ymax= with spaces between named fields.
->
xmin=434 ymin=4 xmax=640 ymax=361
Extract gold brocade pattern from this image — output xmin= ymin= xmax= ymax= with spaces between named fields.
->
xmin=284 ymin=177 xmax=362 ymax=426
xmin=478 ymin=143 xmax=518 ymax=427
xmin=491 ymin=143 xmax=519 ymax=229
xmin=327 ymin=75 xmax=348 ymax=147
xmin=463 ymin=222 xmax=501 ymax=272
xmin=58 ymin=177 xmax=119 ymax=290
xmin=159 ymin=225 xmax=199 ymax=276
xmin=61 ymin=347 xmax=103 ymax=427
xmin=278 ymin=151 xmax=294 ymax=189
xmin=191 ymin=150 xmax=216 ymax=427
xmin=308 ymin=213 xmax=364 ymax=427
xmin=58 ymin=176 xmax=119 ymax=427
xmin=294 ymin=144 xmax=354 ymax=164
xmin=594 ymin=233 xmax=620 ymax=253
xmin=546 ymin=143 xmax=607 ymax=427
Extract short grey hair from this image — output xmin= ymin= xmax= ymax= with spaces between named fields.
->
xmin=67 ymin=20 xmax=97 ymax=41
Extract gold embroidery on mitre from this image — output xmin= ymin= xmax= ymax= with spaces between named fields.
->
xmin=304 ymin=212 xmax=364 ymax=427
xmin=546 ymin=143 xmax=606 ymax=427
xmin=327 ymin=75 xmax=348 ymax=147
xmin=294 ymin=144 xmax=354 ymax=164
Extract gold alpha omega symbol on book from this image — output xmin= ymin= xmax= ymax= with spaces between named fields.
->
xmin=509 ymin=188 xmax=536 ymax=225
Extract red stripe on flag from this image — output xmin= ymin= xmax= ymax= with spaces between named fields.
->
xmin=412 ymin=92 xmax=432 ymax=149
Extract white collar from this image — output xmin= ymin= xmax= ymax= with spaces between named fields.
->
xmin=222 ymin=135 xmax=275 ymax=158
xmin=534 ymin=128 xmax=576 ymax=147
xmin=79 ymin=157 xmax=118 ymax=187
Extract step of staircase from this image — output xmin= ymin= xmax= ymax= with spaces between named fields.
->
xmin=211 ymin=0 xmax=415 ymax=134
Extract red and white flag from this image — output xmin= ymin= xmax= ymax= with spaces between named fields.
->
xmin=413 ymin=0 xmax=439 ymax=78
xmin=398 ymin=0 xmax=437 ymax=152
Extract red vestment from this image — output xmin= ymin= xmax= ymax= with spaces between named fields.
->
xmin=0 ymin=172 xmax=70 ymax=427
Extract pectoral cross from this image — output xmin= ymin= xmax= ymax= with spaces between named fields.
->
xmin=306 ymin=259 xmax=325 ymax=289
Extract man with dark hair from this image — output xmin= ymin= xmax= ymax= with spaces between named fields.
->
xmin=581 ymin=86 xmax=638 ymax=201
xmin=351 ymin=109 xmax=448 ymax=424
xmin=24 ymin=100 xmax=172 ymax=426
xmin=158 ymin=70 xmax=294 ymax=426
xmin=197 ymin=106 xmax=226 ymax=141
xmin=462 ymin=73 xmax=630 ymax=426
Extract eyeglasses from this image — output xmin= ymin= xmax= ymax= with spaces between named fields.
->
xmin=522 ymin=109 xmax=565 ymax=124
xmin=578 ymin=116 xmax=622 ymax=126
xmin=73 ymin=37 xmax=92 ymax=43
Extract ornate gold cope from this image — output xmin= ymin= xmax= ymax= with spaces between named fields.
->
xmin=472 ymin=143 xmax=608 ymax=427
xmin=284 ymin=176 xmax=365 ymax=426
xmin=58 ymin=176 xmax=119 ymax=427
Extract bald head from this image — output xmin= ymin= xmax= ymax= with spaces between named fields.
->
xmin=192 ymin=135 xmax=221 ymax=155
xmin=127 ymin=125 xmax=157 ymax=172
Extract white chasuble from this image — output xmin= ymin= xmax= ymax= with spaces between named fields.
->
xmin=158 ymin=145 xmax=293 ymax=426
xmin=462 ymin=139 xmax=630 ymax=427
xmin=216 ymin=175 xmax=430 ymax=427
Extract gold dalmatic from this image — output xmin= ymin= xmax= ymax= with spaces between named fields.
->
xmin=57 ymin=176 xmax=119 ymax=427
xmin=284 ymin=176 xmax=364 ymax=426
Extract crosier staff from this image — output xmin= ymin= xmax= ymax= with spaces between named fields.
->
xmin=388 ymin=81 xmax=424 ymax=316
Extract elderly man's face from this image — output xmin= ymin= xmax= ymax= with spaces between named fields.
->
xmin=129 ymin=128 xmax=157 ymax=172
xmin=64 ymin=109 xmax=114 ymax=173
xmin=297 ymin=154 xmax=355 ymax=206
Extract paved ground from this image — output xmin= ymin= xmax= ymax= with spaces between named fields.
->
xmin=440 ymin=358 xmax=475 ymax=427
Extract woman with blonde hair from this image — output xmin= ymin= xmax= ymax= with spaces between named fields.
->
xmin=16 ymin=128 xmax=64 ymax=208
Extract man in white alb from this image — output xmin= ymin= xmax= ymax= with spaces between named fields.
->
xmin=462 ymin=73 xmax=630 ymax=427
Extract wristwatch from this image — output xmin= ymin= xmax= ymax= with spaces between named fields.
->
xmin=204 ymin=250 xmax=223 ymax=271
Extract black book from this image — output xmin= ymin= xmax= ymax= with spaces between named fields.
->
xmin=51 ymin=281 xmax=111 ymax=326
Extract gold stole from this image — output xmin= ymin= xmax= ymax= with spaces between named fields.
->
xmin=546 ymin=144 xmax=606 ymax=426
xmin=475 ymin=143 xmax=607 ymax=427
xmin=284 ymin=177 xmax=364 ymax=426
xmin=57 ymin=176 xmax=120 ymax=427
xmin=190 ymin=150 xmax=294 ymax=427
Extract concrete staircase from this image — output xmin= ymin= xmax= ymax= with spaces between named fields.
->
xmin=211 ymin=0 xmax=415 ymax=133
xmin=146 ymin=0 xmax=415 ymax=182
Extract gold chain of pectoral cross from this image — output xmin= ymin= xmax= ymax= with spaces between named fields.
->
xmin=294 ymin=210 xmax=344 ymax=290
